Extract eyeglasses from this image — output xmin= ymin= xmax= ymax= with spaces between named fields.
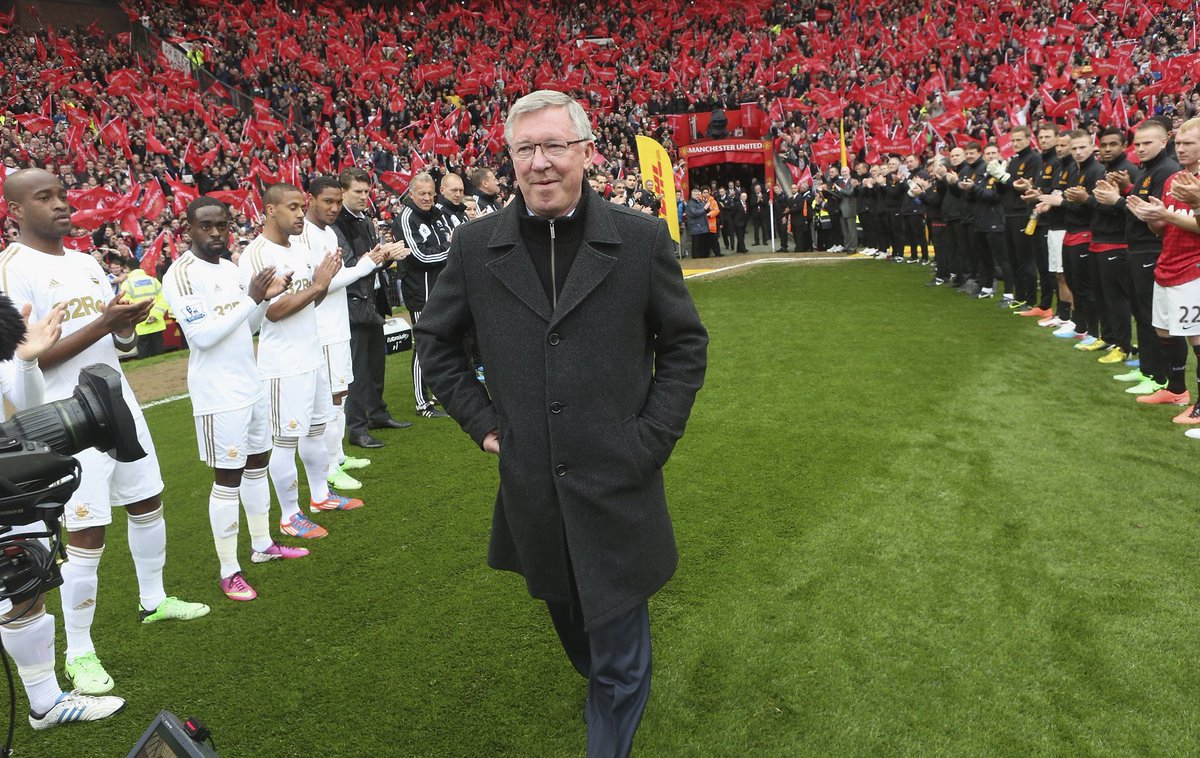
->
xmin=508 ymin=139 xmax=590 ymax=161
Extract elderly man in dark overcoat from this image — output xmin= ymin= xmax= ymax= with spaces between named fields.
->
xmin=414 ymin=90 xmax=708 ymax=758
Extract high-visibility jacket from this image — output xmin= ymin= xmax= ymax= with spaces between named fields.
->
xmin=705 ymin=196 xmax=720 ymax=234
xmin=121 ymin=268 xmax=168 ymax=335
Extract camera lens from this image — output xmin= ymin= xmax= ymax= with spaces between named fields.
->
xmin=0 ymin=365 xmax=145 ymax=462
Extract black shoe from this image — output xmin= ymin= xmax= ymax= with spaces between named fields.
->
xmin=349 ymin=433 xmax=384 ymax=449
xmin=369 ymin=417 xmax=413 ymax=430
xmin=417 ymin=407 xmax=450 ymax=418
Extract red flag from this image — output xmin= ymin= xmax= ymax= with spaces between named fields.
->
xmin=197 ymin=146 xmax=221 ymax=171
xmin=127 ymin=91 xmax=156 ymax=119
xmin=63 ymin=235 xmax=95 ymax=253
xmin=141 ymin=181 xmax=167 ymax=220
xmin=145 ymin=132 xmax=171 ymax=155
xmin=379 ymin=171 xmax=412 ymax=195
xmin=208 ymin=189 xmax=252 ymax=212
xmin=366 ymin=128 xmax=396 ymax=152
xmin=1046 ymin=92 xmax=1080 ymax=118
xmin=120 ymin=212 xmax=144 ymax=243
xmin=164 ymin=177 xmax=200 ymax=215
xmin=14 ymin=114 xmax=54 ymax=134
xmin=140 ymin=232 xmax=167 ymax=276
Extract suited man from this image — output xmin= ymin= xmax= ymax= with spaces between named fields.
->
xmin=835 ymin=166 xmax=860 ymax=252
xmin=771 ymin=184 xmax=791 ymax=251
xmin=333 ymin=167 xmax=412 ymax=449
xmin=414 ymin=91 xmax=708 ymax=758
xmin=749 ymin=186 xmax=769 ymax=246
xmin=731 ymin=191 xmax=750 ymax=252
xmin=716 ymin=187 xmax=736 ymax=251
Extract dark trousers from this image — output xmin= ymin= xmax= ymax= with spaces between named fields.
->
xmin=901 ymin=214 xmax=927 ymax=260
xmin=949 ymin=220 xmax=972 ymax=281
xmin=706 ymin=232 xmax=722 ymax=258
xmin=972 ymin=229 xmax=1004 ymax=289
xmin=1033 ymin=227 xmax=1055 ymax=309
xmin=693 ymin=232 xmax=719 ymax=258
xmin=870 ymin=213 xmax=888 ymax=252
xmin=1089 ymin=253 xmax=1109 ymax=342
xmin=720 ymin=220 xmax=734 ymax=250
xmin=986 ymin=227 xmax=1014 ymax=296
xmin=548 ymin=600 xmax=652 ymax=758
xmin=753 ymin=212 xmax=768 ymax=245
xmin=409 ymin=309 xmax=434 ymax=410
xmin=1005 ymin=215 xmax=1038 ymax=304
xmin=346 ymin=321 xmax=389 ymax=435
xmin=733 ymin=224 xmax=748 ymax=252
xmin=930 ymin=222 xmax=952 ymax=280
xmin=859 ymin=213 xmax=875 ymax=250
xmin=827 ymin=214 xmax=844 ymax=248
xmin=1098 ymin=249 xmax=1133 ymax=352
xmin=774 ymin=216 xmax=789 ymax=250
xmin=1130 ymin=251 xmax=1164 ymax=381
xmin=1065 ymin=245 xmax=1098 ymax=336
xmin=884 ymin=213 xmax=902 ymax=256
xmin=136 ymin=331 xmax=164 ymax=359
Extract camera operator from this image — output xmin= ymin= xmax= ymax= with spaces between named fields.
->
xmin=0 ymin=295 xmax=127 ymax=729
xmin=0 ymin=169 xmax=209 ymax=697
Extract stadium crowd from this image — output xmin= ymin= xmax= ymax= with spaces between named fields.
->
xmin=0 ymin=0 xmax=1198 ymax=745
xmin=1 ymin=0 xmax=1197 ymax=264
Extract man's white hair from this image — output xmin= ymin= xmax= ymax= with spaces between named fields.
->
xmin=504 ymin=90 xmax=595 ymax=145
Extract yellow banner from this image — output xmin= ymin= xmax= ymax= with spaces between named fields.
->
xmin=635 ymin=134 xmax=680 ymax=243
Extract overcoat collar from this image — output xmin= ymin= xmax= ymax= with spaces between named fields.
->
xmin=484 ymin=184 xmax=621 ymax=327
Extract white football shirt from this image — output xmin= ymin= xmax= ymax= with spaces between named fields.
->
xmin=162 ymin=250 xmax=265 ymax=415
xmin=0 ymin=243 xmax=138 ymax=408
xmin=238 ymin=235 xmax=323 ymax=378
xmin=293 ymin=219 xmax=375 ymax=347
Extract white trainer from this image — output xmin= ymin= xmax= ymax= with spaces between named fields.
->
xmin=30 ymin=691 xmax=126 ymax=730
xmin=1051 ymin=321 xmax=1078 ymax=337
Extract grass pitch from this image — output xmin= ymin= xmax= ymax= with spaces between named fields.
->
xmin=23 ymin=260 xmax=1200 ymax=756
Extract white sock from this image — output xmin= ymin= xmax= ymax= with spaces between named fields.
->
xmin=127 ymin=506 xmax=167 ymax=611
xmin=241 ymin=466 xmax=274 ymax=553
xmin=269 ymin=437 xmax=301 ymax=522
xmin=333 ymin=403 xmax=347 ymax=465
xmin=60 ymin=544 xmax=103 ymax=662
xmin=324 ymin=403 xmax=346 ymax=476
xmin=299 ymin=424 xmax=331 ymax=503
xmin=209 ymin=483 xmax=241 ymax=579
xmin=1 ymin=609 xmax=63 ymax=715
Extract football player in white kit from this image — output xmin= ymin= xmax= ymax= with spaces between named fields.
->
xmin=0 ymin=295 xmax=127 ymax=729
xmin=0 ymin=169 xmax=209 ymax=697
xmin=295 ymin=176 xmax=408 ymax=490
xmin=163 ymin=197 xmax=311 ymax=602
xmin=240 ymin=183 xmax=364 ymax=540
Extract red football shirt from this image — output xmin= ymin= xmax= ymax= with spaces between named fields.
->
xmin=1154 ymin=172 xmax=1200 ymax=287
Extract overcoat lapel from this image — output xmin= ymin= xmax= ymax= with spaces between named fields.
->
xmin=485 ymin=204 xmax=553 ymax=322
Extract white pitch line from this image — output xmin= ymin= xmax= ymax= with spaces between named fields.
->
xmin=140 ymin=393 xmax=189 ymax=410
xmin=684 ymin=255 xmax=866 ymax=279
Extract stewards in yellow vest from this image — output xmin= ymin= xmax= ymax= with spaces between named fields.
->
xmin=121 ymin=265 xmax=169 ymax=358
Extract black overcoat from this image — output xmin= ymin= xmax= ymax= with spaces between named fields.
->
xmin=414 ymin=187 xmax=708 ymax=630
